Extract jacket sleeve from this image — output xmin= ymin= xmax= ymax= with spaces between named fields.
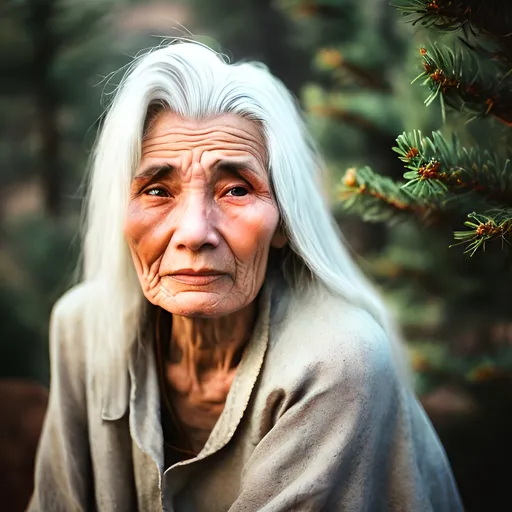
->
xmin=27 ymin=290 xmax=95 ymax=512
xmin=230 ymin=327 xmax=463 ymax=512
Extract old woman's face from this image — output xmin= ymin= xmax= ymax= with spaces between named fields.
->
xmin=124 ymin=111 xmax=285 ymax=317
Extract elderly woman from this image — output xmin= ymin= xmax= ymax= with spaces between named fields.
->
xmin=29 ymin=41 xmax=462 ymax=511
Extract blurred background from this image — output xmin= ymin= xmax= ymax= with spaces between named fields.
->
xmin=1 ymin=0 xmax=511 ymax=510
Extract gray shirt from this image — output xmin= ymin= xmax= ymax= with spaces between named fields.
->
xmin=28 ymin=281 xmax=463 ymax=511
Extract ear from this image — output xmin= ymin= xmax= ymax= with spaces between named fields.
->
xmin=270 ymin=224 xmax=287 ymax=249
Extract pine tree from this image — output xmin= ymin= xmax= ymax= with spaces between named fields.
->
xmin=343 ymin=0 xmax=512 ymax=390
xmin=341 ymin=2 xmax=512 ymax=255
xmin=280 ymin=0 xmax=512 ymax=393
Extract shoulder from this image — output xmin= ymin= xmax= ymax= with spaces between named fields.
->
xmin=49 ymin=281 xmax=103 ymax=372
xmin=50 ymin=280 xmax=108 ymax=345
xmin=45 ymin=282 xmax=106 ymax=415
xmin=50 ymin=281 xmax=132 ymax=420
xmin=269 ymin=284 xmax=398 ymax=395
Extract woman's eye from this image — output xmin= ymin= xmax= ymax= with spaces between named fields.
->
xmin=145 ymin=187 xmax=168 ymax=197
xmin=227 ymin=186 xmax=248 ymax=197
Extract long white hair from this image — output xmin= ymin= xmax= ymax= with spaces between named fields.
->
xmin=83 ymin=40 xmax=411 ymax=383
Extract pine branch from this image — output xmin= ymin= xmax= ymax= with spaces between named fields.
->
xmin=394 ymin=130 xmax=512 ymax=207
xmin=415 ymin=45 xmax=512 ymax=125
xmin=311 ymin=105 xmax=385 ymax=133
xmin=316 ymin=48 xmax=390 ymax=91
xmin=396 ymin=130 xmax=512 ymax=253
xmin=460 ymin=35 xmax=512 ymax=71
xmin=339 ymin=132 xmax=512 ymax=254
xmin=394 ymin=0 xmax=512 ymax=71
xmin=392 ymin=0 xmax=512 ymax=39
xmin=338 ymin=166 xmax=436 ymax=222
xmin=452 ymin=210 xmax=512 ymax=255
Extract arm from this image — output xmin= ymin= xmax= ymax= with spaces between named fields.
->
xmin=231 ymin=329 xmax=462 ymax=512
xmin=28 ymin=291 xmax=94 ymax=512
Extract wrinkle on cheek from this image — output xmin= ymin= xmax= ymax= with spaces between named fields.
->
xmin=125 ymin=198 xmax=173 ymax=297
xmin=147 ymin=258 xmax=162 ymax=284
xmin=131 ymin=208 xmax=175 ymax=259
xmin=224 ymin=201 xmax=278 ymax=295
xmin=124 ymin=202 xmax=145 ymax=246
xmin=139 ymin=257 xmax=165 ymax=302
xmin=249 ymin=248 xmax=268 ymax=290
xmin=232 ymin=245 xmax=268 ymax=298
xmin=128 ymin=247 xmax=144 ymax=276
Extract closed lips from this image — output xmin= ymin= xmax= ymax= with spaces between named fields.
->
xmin=170 ymin=269 xmax=224 ymax=276
xmin=167 ymin=270 xmax=226 ymax=285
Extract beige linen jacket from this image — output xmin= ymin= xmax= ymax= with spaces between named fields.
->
xmin=28 ymin=280 xmax=463 ymax=512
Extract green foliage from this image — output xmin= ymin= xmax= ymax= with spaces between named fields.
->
xmin=408 ymin=340 xmax=512 ymax=395
xmin=0 ymin=213 xmax=80 ymax=385
xmin=453 ymin=211 xmax=512 ymax=256
xmin=392 ymin=0 xmax=512 ymax=42
xmin=337 ymin=3 xmax=512 ymax=256
xmin=338 ymin=166 xmax=432 ymax=222
xmin=397 ymin=130 xmax=512 ymax=200
xmin=303 ymin=85 xmax=405 ymax=136
xmin=0 ymin=283 xmax=48 ymax=383
xmin=413 ymin=43 xmax=512 ymax=125
xmin=341 ymin=127 xmax=512 ymax=254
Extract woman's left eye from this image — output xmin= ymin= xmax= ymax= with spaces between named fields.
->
xmin=226 ymin=186 xmax=248 ymax=197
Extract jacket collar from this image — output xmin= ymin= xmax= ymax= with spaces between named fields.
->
xmin=100 ymin=356 xmax=130 ymax=421
xmin=197 ymin=284 xmax=272 ymax=459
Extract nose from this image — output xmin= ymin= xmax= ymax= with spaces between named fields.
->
xmin=171 ymin=195 xmax=220 ymax=251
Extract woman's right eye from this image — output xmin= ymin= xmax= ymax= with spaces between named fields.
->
xmin=145 ymin=187 xmax=169 ymax=197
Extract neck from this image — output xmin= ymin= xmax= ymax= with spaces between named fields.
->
xmin=168 ymin=301 xmax=258 ymax=383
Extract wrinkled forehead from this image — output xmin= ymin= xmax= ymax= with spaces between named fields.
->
xmin=141 ymin=109 xmax=268 ymax=167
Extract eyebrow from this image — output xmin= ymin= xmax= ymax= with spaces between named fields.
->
xmin=213 ymin=159 xmax=262 ymax=177
xmin=132 ymin=163 xmax=175 ymax=182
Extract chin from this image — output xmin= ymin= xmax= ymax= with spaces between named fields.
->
xmin=158 ymin=291 xmax=236 ymax=318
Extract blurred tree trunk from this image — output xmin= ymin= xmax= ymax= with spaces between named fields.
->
xmin=246 ymin=0 xmax=310 ymax=97
xmin=27 ymin=0 xmax=61 ymax=217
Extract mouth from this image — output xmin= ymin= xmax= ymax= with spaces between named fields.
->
xmin=167 ymin=269 xmax=226 ymax=286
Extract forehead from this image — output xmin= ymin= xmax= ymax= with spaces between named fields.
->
xmin=142 ymin=111 xmax=267 ymax=163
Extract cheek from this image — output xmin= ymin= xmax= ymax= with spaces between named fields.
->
xmin=123 ymin=202 xmax=145 ymax=246
xmin=224 ymin=202 xmax=280 ymax=262
xmin=124 ymin=202 xmax=170 ymax=262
